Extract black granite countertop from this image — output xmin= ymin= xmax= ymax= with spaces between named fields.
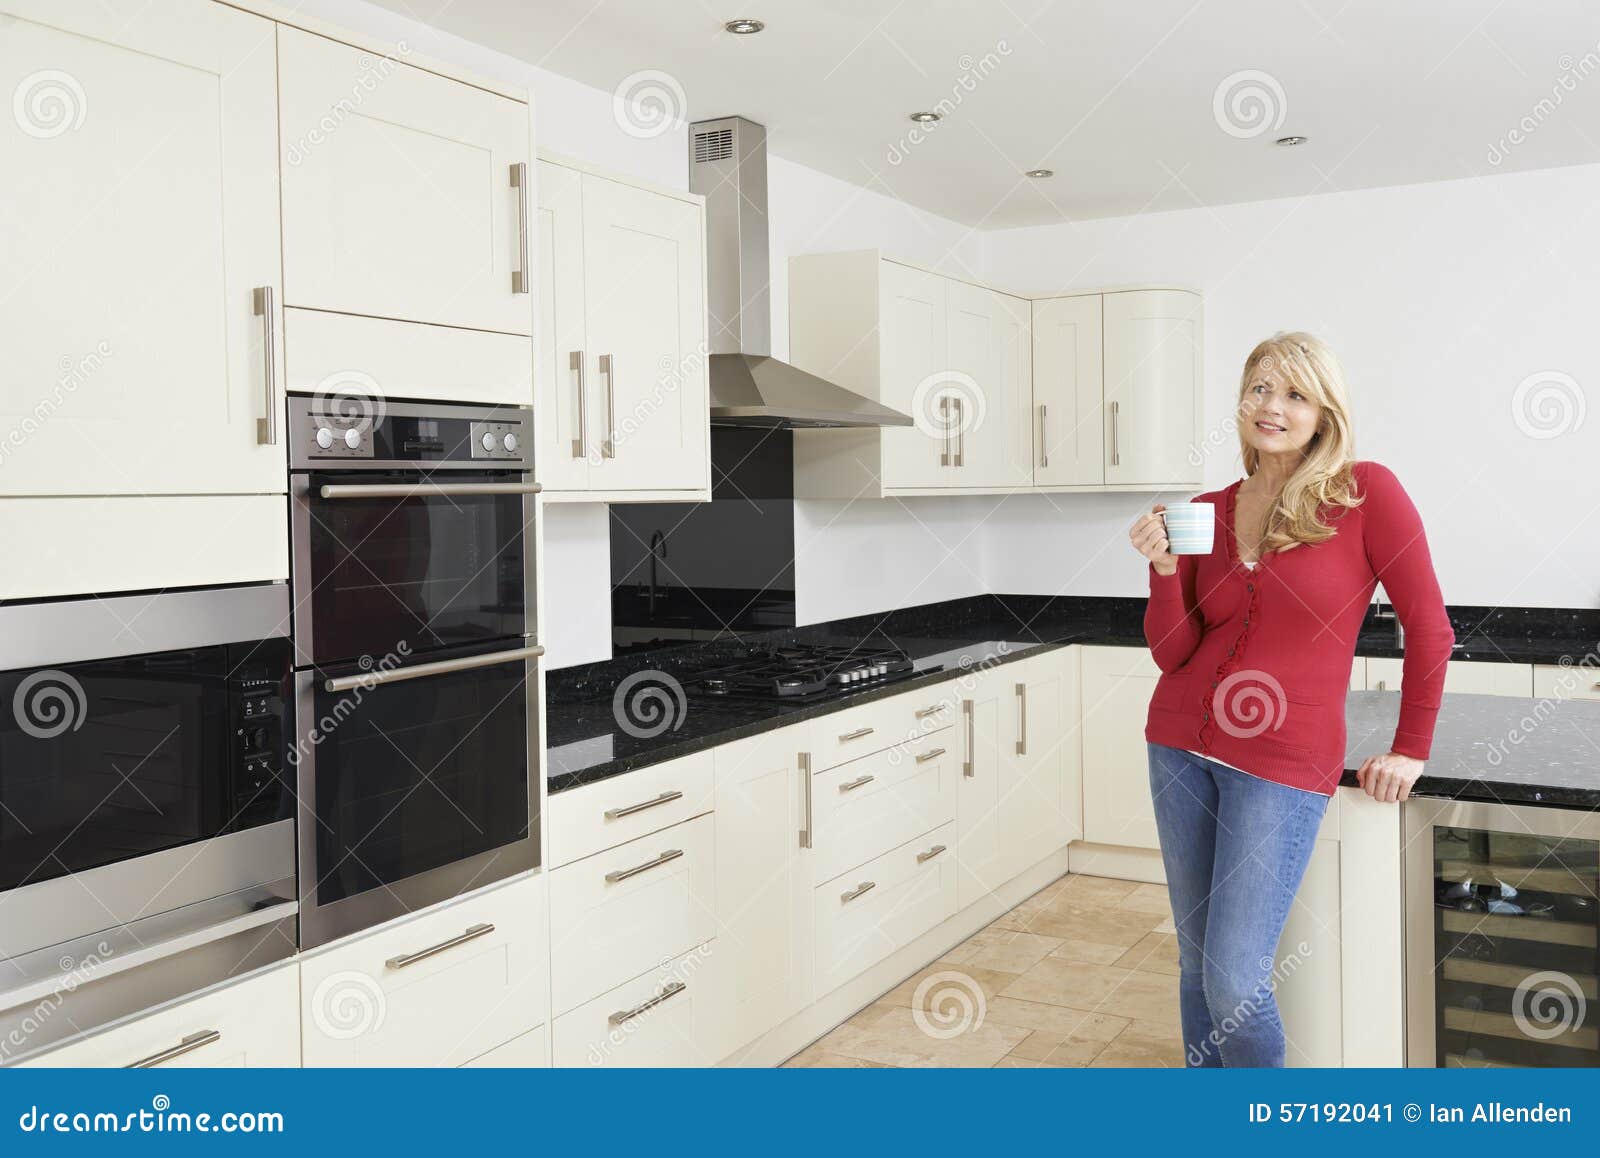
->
xmin=545 ymin=593 xmax=1600 ymax=797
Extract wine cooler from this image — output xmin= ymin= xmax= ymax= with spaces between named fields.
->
xmin=1406 ymin=798 xmax=1600 ymax=1067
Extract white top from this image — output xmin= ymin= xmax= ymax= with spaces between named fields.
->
xmin=1242 ymin=560 xmax=1257 ymax=569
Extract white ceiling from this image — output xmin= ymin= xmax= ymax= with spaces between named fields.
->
xmin=378 ymin=0 xmax=1600 ymax=228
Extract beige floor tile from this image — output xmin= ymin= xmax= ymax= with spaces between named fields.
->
xmin=1090 ymin=1019 xmax=1187 ymax=1068
xmin=880 ymin=963 xmax=1017 ymax=1011
xmin=992 ymin=1056 xmax=1046 ymax=1068
xmin=1057 ymin=874 xmax=1142 ymax=904
xmin=984 ymin=996 xmax=1128 ymax=1042
xmin=1006 ymin=1031 xmax=1102 ymax=1067
xmin=1119 ymin=882 xmax=1175 ymax=915
xmin=818 ymin=1005 xmax=1029 ymax=1068
xmin=1154 ymin=916 xmax=1177 ymax=935
xmin=783 ymin=1045 xmax=892 ymax=1068
xmin=947 ymin=928 xmax=1064 ymax=974
xmin=1013 ymin=900 xmax=1164 ymax=948
xmin=1113 ymin=932 xmax=1180 ymax=976
xmin=999 ymin=958 xmax=1180 ymax=1025
xmin=1048 ymin=938 xmax=1130 ymax=966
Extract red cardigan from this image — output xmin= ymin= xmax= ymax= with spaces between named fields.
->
xmin=1143 ymin=460 xmax=1454 ymax=795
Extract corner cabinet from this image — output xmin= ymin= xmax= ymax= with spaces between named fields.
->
xmin=535 ymin=155 xmax=711 ymax=501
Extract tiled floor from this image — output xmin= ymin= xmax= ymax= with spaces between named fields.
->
xmin=784 ymin=873 xmax=1185 ymax=1068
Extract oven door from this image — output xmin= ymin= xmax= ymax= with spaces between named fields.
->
xmin=292 ymin=472 xmax=538 ymax=667
xmin=294 ymin=640 xmax=541 ymax=949
xmin=1405 ymin=797 xmax=1600 ymax=1067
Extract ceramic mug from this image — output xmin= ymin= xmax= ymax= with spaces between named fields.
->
xmin=1160 ymin=502 xmax=1215 ymax=555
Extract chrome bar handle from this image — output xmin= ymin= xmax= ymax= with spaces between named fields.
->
xmin=939 ymin=396 xmax=952 ymax=466
xmin=605 ymin=790 xmax=683 ymax=821
xmin=955 ymin=397 xmax=964 ymax=467
xmin=915 ymin=747 xmax=946 ymax=764
xmin=798 ymin=752 xmax=813 ymax=849
xmin=1038 ymin=403 xmax=1049 ymax=468
xmin=599 ymin=353 xmax=616 ymax=458
xmin=915 ymin=704 xmax=945 ymax=719
xmin=386 ymin=923 xmax=495 ymax=970
xmin=1015 ymin=682 xmax=1028 ymax=756
xmin=127 ymin=1029 xmax=220 ymax=1069
xmin=319 ymin=482 xmax=543 ymax=500
xmin=963 ymin=698 xmax=975 ymax=778
xmin=841 ymin=880 xmax=876 ymax=904
xmin=570 ymin=350 xmax=587 ymax=458
xmin=840 ymin=774 xmax=875 ymax=792
xmin=917 ymin=844 xmax=948 ymax=864
xmin=510 ymin=162 xmax=530 ymax=293
xmin=1110 ymin=400 xmax=1120 ymax=467
xmin=839 ymin=726 xmax=874 ymax=742
xmin=253 ymin=286 xmax=277 ymax=446
xmin=608 ymin=979 xmax=686 ymax=1025
xmin=604 ymin=848 xmax=684 ymax=884
xmin=324 ymin=644 xmax=543 ymax=693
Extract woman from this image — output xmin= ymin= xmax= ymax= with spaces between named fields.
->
xmin=1127 ymin=332 xmax=1453 ymax=1068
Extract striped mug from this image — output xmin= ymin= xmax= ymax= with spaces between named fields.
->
xmin=1161 ymin=502 xmax=1215 ymax=555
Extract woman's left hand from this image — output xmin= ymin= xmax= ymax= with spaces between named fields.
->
xmin=1356 ymin=752 xmax=1424 ymax=803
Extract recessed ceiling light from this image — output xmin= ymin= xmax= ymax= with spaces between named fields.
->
xmin=724 ymin=18 xmax=764 ymax=34
xmin=1025 ymin=168 xmax=1054 ymax=179
xmin=1275 ymin=135 xmax=1308 ymax=147
xmin=909 ymin=111 xmax=941 ymax=124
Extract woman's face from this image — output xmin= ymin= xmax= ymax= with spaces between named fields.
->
xmin=1239 ymin=363 xmax=1321 ymax=455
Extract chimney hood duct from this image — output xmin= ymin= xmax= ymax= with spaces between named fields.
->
xmin=689 ymin=116 xmax=912 ymax=428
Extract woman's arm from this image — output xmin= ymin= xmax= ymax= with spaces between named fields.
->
xmin=1360 ymin=462 xmax=1456 ymax=759
xmin=1144 ymin=552 xmax=1204 ymax=673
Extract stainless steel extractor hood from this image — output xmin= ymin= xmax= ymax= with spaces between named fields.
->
xmin=689 ymin=116 xmax=912 ymax=428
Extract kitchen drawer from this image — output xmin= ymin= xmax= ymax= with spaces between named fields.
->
xmin=552 ymin=943 xmax=719 ymax=1067
xmin=300 ymin=873 xmax=547 ymax=1067
xmin=1533 ymin=664 xmax=1600 ymax=702
xmin=21 ymin=963 xmax=300 ymax=1069
xmin=812 ymin=730 xmax=958 ymax=883
xmin=813 ymin=684 xmax=958 ymax=770
xmin=547 ymin=750 xmax=714 ymax=867
xmin=814 ymin=822 xmax=959 ymax=997
xmin=549 ymin=813 xmax=716 ymax=1015
xmin=464 ymin=1023 xmax=548 ymax=1067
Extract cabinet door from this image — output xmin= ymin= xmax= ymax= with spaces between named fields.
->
xmin=877 ymin=262 xmax=950 ymax=488
xmin=277 ymin=27 xmax=531 ymax=336
xmin=1080 ymin=647 xmax=1162 ymax=849
xmin=955 ymin=684 xmax=1007 ymax=909
xmin=1000 ymin=653 xmax=1071 ymax=877
xmin=1032 ymin=295 xmax=1105 ymax=486
xmin=0 ymin=0 xmax=283 ymax=496
xmin=946 ymin=282 xmax=1031 ymax=488
xmin=1102 ymin=290 xmax=1202 ymax=487
xmin=1367 ymin=657 xmax=1531 ymax=696
xmin=536 ymin=161 xmax=590 ymax=491
xmin=581 ymin=174 xmax=709 ymax=492
xmin=711 ymin=727 xmax=814 ymax=1057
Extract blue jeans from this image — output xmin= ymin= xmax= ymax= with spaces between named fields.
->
xmin=1146 ymin=743 xmax=1330 ymax=1068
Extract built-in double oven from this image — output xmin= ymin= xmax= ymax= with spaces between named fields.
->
xmin=288 ymin=396 xmax=541 ymax=949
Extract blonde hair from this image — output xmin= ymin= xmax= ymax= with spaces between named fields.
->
xmin=1238 ymin=332 xmax=1362 ymax=553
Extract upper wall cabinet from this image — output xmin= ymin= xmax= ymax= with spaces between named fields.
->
xmin=0 ymin=0 xmax=284 ymax=497
xmin=535 ymin=156 xmax=711 ymax=501
xmin=1033 ymin=289 xmax=1203 ymax=490
xmin=277 ymin=27 xmax=532 ymax=338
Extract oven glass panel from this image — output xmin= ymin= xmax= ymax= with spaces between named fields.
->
xmin=310 ymin=647 xmax=530 ymax=906
xmin=0 ymin=641 xmax=290 ymax=893
xmin=1430 ymin=824 xmax=1600 ymax=1066
xmin=307 ymin=472 xmax=526 ymax=664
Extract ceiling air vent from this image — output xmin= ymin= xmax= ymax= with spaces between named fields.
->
xmin=693 ymin=126 xmax=734 ymax=164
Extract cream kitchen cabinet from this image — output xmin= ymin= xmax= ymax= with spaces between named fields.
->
xmin=1366 ymin=657 xmax=1532 ymax=696
xmin=1 ymin=0 xmax=286 ymax=596
xmin=1079 ymin=645 xmax=1162 ymax=850
xmin=1031 ymin=289 xmax=1203 ymax=490
xmin=536 ymin=155 xmax=711 ymax=500
xmin=277 ymin=26 xmax=532 ymax=338
xmin=1534 ymin=663 xmax=1600 ymax=701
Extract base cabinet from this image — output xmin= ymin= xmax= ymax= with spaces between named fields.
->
xmin=1366 ymin=657 xmax=1532 ymax=696
xmin=552 ymin=944 xmax=720 ymax=1067
xmin=1080 ymin=646 xmax=1162 ymax=849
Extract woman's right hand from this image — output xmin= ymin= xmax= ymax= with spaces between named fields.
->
xmin=1130 ymin=504 xmax=1179 ymax=576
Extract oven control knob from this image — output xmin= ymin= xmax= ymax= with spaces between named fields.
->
xmin=502 ymin=432 xmax=519 ymax=453
xmin=315 ymin=427 xmax=334 ymax=450
xmin=481 ymin=432 xmax=497 ymax=452
xmin=343 ymin=428 xmax=362 ymax=450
